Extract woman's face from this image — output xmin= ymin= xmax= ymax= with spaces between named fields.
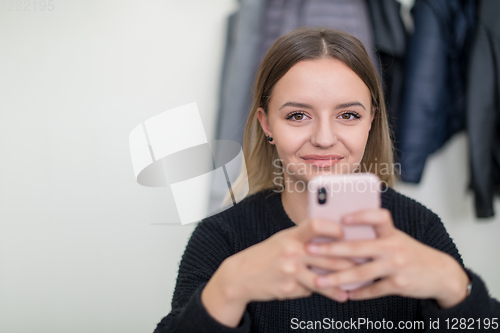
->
xmin=257 ymin=57 xmax=374 ymax=188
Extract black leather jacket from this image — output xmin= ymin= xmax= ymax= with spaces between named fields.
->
xmin=396 ymin=0 xmax=475 ymax=184
xmin=466 ymin=0 xmax=500 ymax=218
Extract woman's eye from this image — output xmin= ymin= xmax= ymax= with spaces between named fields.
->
xmin=285 ymin=111 xmax=309 ymax=121
xmin=285 ymin=111 xmax=360 ymax=121
xmin=339 ymin=112 xmax=361 ymax=120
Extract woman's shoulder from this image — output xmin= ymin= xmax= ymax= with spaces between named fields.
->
xmin=201 ymin=188 xmax=272 ymax=223
xmin=381 ymin=185 xmax=435 ymax=214
xmin=381 ymin=185 xmax=444 ymax=241
xmin=195 ymin=188 xmax=276 ymax=244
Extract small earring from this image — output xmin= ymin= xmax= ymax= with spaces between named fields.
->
xmin=267 ymin=135 xmax=273 ymax=142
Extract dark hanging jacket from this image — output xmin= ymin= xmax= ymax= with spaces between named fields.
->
xmin=465 ymin=0 xmax=500 ymax=218
xmin=366 ymin=0 xmax=407 ymax=138
xmin=396 ymin=0 xmax=475 ymax=183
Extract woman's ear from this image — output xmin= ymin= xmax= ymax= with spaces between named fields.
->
xmin=257 ymin=107 xmax=272 ymax=138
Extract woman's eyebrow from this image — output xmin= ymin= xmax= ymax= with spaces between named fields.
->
xmin=279 ymin=102 xmax=313 ymax=110
xmin=278 ymin=101 xmax=366 ymax=111
xmin=336 ymin=102 xmax=366 ymax=110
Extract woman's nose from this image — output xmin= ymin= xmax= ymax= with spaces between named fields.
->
xmin=310 ymin=118 xmax=337 ymax=148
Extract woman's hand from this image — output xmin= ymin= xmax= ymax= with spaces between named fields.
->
xmin=201 ymin=218 xmax=356 ymax=328
xmin=305 ymin=208 xmax=471 ymax=309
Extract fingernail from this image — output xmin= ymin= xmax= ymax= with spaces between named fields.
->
xmin=307 ymin=244 xmax=319 ymax=253
xmin=317 ymin=277 xmax=329 ymax=287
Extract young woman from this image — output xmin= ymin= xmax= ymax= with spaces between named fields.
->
xmin=154 ymin=28 xmax=500 ymax=332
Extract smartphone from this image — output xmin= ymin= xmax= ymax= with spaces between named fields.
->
xmin=307 ymin=173 xmax=381 ymax=291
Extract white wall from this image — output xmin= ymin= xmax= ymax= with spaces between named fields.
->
xmin=0 ymin=1 xmax=498 ymax=333
xmin=0 ymin=1 xmax=236 ymax=332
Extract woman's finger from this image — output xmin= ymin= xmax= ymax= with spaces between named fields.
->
xmin=314 ymin=259 xmax=391 ymax=288
xmin=342 ymin=208 xmax=394 ymax=238
xmin=303 ymin=254 xmax=357 ymax=271
xmin=307 ymin=238 xmax=385 ymax=258
xmin=295 ymin=265 xmax=349 ymax=302
xmin=347 ymin=278 xmax=398 ymax=301
xmin=299 ymin=265 xmax=349 ymax=303
xmin=314 ymin=286 xmax=349 ymax=303
xmin=294 ymin=264 xmax=320 ymax=291
xmin=295 ymin=218 xmax=344 ymax=243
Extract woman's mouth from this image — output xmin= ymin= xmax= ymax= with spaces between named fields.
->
xmin=301 ymin=154 xmax=344 ymax=168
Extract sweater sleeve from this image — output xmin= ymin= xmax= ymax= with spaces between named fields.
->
xmin=153 ymin=217 xmax=252 ymax=333
xmin=418 ymin=211 xmax=500 ymax=331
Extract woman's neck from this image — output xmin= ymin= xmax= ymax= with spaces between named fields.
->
xmin=281 ymin=186 xmax=309 ymax=226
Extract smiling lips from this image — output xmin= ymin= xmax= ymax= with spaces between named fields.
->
xmin=301 ymin=154 xmax=344 ymax=167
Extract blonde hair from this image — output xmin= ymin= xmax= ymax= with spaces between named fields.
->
xmin=223 ymin=27 xmax=396 ymax=206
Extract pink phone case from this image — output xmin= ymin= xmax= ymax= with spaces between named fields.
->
xmin=308 ymin=173 xmax=381 ymax=291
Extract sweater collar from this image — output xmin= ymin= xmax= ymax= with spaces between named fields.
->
xmin=261 ymin=182 xmax=391 ymax=232
xmin=262 ymin=188 xmax=298 ymax=231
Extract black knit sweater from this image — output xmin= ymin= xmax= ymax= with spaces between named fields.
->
xmin=154 ymin=186 xmax=500 ymax=332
